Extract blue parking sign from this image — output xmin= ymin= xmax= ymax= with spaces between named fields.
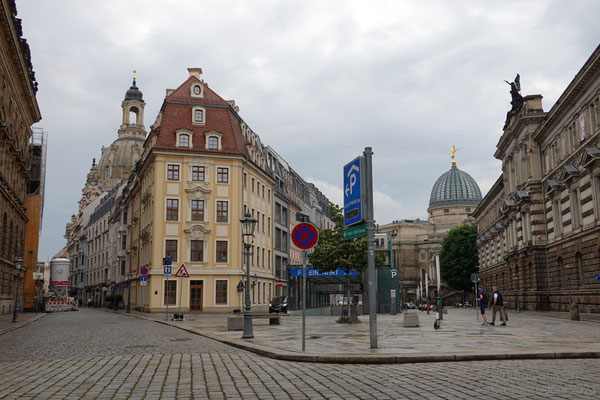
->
xmin=344 ymin=156 xmax=364 ymax=227
xmin=164 ymin=265 xmax=172 ymax=276
xmin=163 ymin=257 xmax=172 ymax=266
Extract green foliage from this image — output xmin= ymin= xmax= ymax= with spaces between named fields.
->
xmin=336 ymin=316 xmax=361 ymax=324
xmin=308 ymin=202 xmax=386 ymax=273
xmin=439 ymin=224 xmax=479 ymax=292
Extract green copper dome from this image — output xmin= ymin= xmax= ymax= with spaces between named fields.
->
xmin=429 ymin=164 xmax=482 ymax=208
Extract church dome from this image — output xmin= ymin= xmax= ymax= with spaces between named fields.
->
xmin=429 ymin=164 xmax=482 ymax=208
xmin=124 ymin=79 xmax=144 ymax=101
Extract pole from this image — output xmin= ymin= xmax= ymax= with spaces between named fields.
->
xmin=141 ymin=281 xmax=145 ymax=313
xmin=242 ymin=243 xmax=254 ymax=339
xmin=178 ymin=276 xmax=183 ymax=319
xmin=302 ymin=250 xmax=307 ymax=352
xmin=126 ymin=275 xmax=132 ymax=313
xmin=400 ymin=282 xmax=405 ymax=313
xmin=425 ymin=272 xmax=429 ymax=315
xmin=35 ymin=280 xmax=39 ymax=314
xmin=364 ymin=147 xmax=377 ymax=349
xmin=474 ymin=282 xmax=478 ymax=321
xmin=166 ymin=277 xmax=169 ymax=321
xmin=436 ymin=255 xmax=442 ymax=320
xmin=12 ymin=275 xmax=20 ymax=323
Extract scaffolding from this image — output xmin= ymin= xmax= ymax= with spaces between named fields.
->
xmin=27 ymin=127 xmax=48 ymax=232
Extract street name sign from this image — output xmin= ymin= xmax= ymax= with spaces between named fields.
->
xmin=289 ymin=268 xmax=358 ymax=277
xmin=342 ymin=223 xmax=367 ymax=240
xmin=292 ymin=222 xmax=319 ymax=250
xmin=343 ymin=156 xmax=365 ymax=227
xmin=175 ymin=264 xmax=189 ymax=278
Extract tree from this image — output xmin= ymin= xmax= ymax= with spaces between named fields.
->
xmin=307 ymin=202 xmax=385 ymax=320
xmin=439 ymin=224 xmax=478 ymax=292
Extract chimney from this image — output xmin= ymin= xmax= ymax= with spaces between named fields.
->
xmin=187 ymin=68 xmax=203 ymax=79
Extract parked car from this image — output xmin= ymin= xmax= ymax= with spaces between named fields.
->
xmin=269 ymin=296 xmax=289 ymax=313
xmin=418 ymin=303 xmax=436 ymax=311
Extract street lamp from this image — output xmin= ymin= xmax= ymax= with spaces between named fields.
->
xmin=12 ymin=257 xmax=24 ymax=323
xmin=126 ymin=272 xmax=133 ymax=313
xmin=241 ymin=212 xmax=257 ymax=339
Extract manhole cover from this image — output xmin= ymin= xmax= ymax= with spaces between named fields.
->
xmin=171 ymin=338 xmax=192 ymax=342
xmin=126 ymin=345 xmax=158 ymax=349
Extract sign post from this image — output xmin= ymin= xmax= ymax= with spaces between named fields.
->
xmin=163 ymin=258 xmax=172 ymax=321
xmin=291 ymin=222 xmax=319 ymax=352
xmin=174 ymin=264 xmax=189 ymax=321
xmin=140 ymin=267 xmax=148 ymax=312
xmin=435 ymin=254 xmax=442 ymax=320
xmin=471 ymin=272 xmax=480 ymax=321
xmin=363 ymin=147 xmax=377 ymax=349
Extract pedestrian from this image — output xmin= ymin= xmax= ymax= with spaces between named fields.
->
xmin=477 ymin=284 xmax=489 ymax=326
xmin=490 ymin=286 xmax=507 ymax=326
xmin=87 ymin=297 xmax=92 ymax=307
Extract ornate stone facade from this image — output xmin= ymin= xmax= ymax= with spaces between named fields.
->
xmin=474 ymin=45 xmax=600 ymax=313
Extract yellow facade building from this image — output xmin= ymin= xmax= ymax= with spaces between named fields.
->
xmin=125 ymin=68 xmax=275 ymax=313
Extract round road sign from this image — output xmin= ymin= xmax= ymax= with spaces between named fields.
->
xmin=140 ymin=266 xmax=149 ymax=276
xmin=292 ymin=222 xmax=319 ymax=250
xmin=276 ymin=279 xmax=283 ymax=288
xmin=470 ymin=273 xmax=480 ymax=283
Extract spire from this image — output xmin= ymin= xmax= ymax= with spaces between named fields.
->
xmin=125 ymin=71 xmax=143 ymax=101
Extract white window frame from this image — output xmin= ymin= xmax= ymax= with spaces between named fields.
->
xmin=164 ymin=238 xmax=179 ymax=264
xmin=175 ymin=129 xmax=193 ymax=148
xmin=216 ymin=166 xmax=229 ymax=184
xmin=192 ymin=106 xmax=206 ymax=125
xmin=165 ymin=197 xmax=180 ymax=222
xmin=190 ymin=164 xmax=207 ymax=182
xmin=163 ymin=278 xmax=177 ymax=307
xmin=166 ymin=163 xmax=182 ymax=182
xmin=215 ymin=200 xmax=229 ymax=224
xmin=204 ymin=131 xmax=223 ymax=150
xmin=190 ymin=83 xmax=204 ymax=98
xmin=215 ymin=239 xmax=229 ymax=265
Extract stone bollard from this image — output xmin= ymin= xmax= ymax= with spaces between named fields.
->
xmin=569 ymin=304 xmax=580 ymax=321
xmin=403 ymin=312 xmax=420 ymax=327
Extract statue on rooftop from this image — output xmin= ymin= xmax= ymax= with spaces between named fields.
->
xmin=503 ymin=74 xmax=524 ymax=130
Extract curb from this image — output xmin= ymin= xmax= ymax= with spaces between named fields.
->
xmin=104 ymin=310 xmax=600 ymax=364
xmin=0 ymin=313 xmax=47 ymax=337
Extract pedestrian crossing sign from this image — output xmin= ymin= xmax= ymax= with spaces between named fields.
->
xmin=175 ymin=264 xmax=189 ymax=278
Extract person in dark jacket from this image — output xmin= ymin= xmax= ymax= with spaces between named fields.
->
xmin=490 ymin=286 xmax=506 ymax=326
xmin=477 ymin=284 xmax=489 ymax=326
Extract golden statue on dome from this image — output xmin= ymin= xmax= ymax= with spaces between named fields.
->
xmin=450 ymin=145 xmax=458 ymax=165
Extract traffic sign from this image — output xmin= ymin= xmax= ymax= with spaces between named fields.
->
xmin=470 ymin=273 xmax=480 ymax=283
xmin=111 ymin=285 xmax=118 ymax=292
xmin=292 ymin=222 xmax=319 ymax=250
xmin=595 ymin=273 xmax=600 ymax=282
xmin=174 ymin=264 xmax=189 ymax=278
xmin=342 ymin=223 xmax=366 ymax=240
xmin=140 ymin=267 xmax=149 ymax=276
xmin=140 ymin=276 xmax=148 ymax=282
xmin=276 ymin=279 xmax=283 ymax=287
xmin=163 ymin=257 xmax=172 ymax=266
xmin=140 ymin=280 xmax=147 ymax=286
xmin=32 ymin=272 xmax=43 ymax=280
xmin=343 ymin=156 xmax=365 ymax=227
xmin=164 ymin=265 xmax=172 ymax=276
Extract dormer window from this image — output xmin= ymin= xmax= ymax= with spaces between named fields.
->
xmin=190 ymin=83 xmax=204 ymax=98
xmin=175 ymin=129 xmax=193 ymax=148
xmin=204 ymin=131 xmax=223 ymax=150
xmin=179 ymin=134 xmax=189 ymax=147
xmin=192 ymin=106 xmax=206 ymax=125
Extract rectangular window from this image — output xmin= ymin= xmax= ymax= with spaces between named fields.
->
xmin=252 ymin=177 xmax=255 ymax=193
xmin=263 ymin=282 xmax=266 ymax=304
xmin=268 ymin=189 xmax=271 ymax=202
xmin=164 ymin=280 xmax=176 ymax=305
xmin=571 ymin=189 xmax=581 ymax=230
xmin=194 ymin=109 xmax=203 ymax=122
xmin=167 ymin=164 xmax=179 ymax=181
xmin=282 ymin=207 xmax=288 ymax=225
xmin=217 ymin=167 xmax=229 ymax=183
xmin=121 ymin=234 xmax=127 ymax=250
xmin=258 ymin=280 xmax=261 ymax=304
xmin=244 ymin=172 xmax=247 ymax=188
xmin=191 ymin=200 xmax=204 ymax=221
xmin=262 ymin=215 xmax=265 ymax=232
xmin=216 ymin=201 xmax=228 ymax=222
xmin=215 ymin=280 xmax=228 ymax=304
xmin=165 ymin=239 xmax=178 ymax=262
xmin=262 ymin=185 xmax=265 ymax=199
xmin=192 ymin=166 xmax=205 ymax=181
xmin=166 ymin=199 xmax=179 ymax=221
xmin=262 ymin=248 xmax=265 ymax=267
xmin=268 ymin=250 xmax=271 ymax=269
xmin=191 ymin=240 xmax=203 ymax=262
xmin=268 ymin=217 xmax=271 ymax=235
xmin=216 ymin=241 xmax=228 ymax=263
xmin=275 ymin=203 xmax=281 ymax=223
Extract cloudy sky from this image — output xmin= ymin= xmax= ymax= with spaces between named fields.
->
xmin=17 ymin=1 xmax=600 ymax=259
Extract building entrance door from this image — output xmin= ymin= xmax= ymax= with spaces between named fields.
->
xmin=190 ymin=280 xmax=203 ymax=311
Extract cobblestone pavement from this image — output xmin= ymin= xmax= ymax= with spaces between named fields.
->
xmin=0 ymin=309 xmax=598 ymax=399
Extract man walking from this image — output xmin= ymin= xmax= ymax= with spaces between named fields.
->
xmin=477 ymin=284 xmax=489 ymax=326
xmin=490 ymin=286 xmax=506 ymax=326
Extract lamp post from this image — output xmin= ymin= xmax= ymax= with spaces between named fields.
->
xmin=12 ymin=257 xmax=24 ymax=323
xmin=241 ymin=212 xmax=257 ymax=339
xmin=126 ymin=272 xmax=133 ymax=313
xmin=514 ymin=275 xmax=520 ymax=313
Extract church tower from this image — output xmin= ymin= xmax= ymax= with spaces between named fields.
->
xmin=97 ymin=71 xmax=147 ymax=189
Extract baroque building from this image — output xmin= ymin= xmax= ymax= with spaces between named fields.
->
xmin=473 ymin=45 xmax=600 ymax=313
xmin=378 ymin=153 xmax=481 ymax=302
xmin=0 ymin=0 xmax=41 ymax=315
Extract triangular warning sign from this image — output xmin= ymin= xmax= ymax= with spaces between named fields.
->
xmin=174 ymin=264 xmax=189 ymax=278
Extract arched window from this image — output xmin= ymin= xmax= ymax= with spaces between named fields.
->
xmin=179 ymin=134 xmax=189 ymax=148
xmin=208 ymin=136 xmax=218 ymax=149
